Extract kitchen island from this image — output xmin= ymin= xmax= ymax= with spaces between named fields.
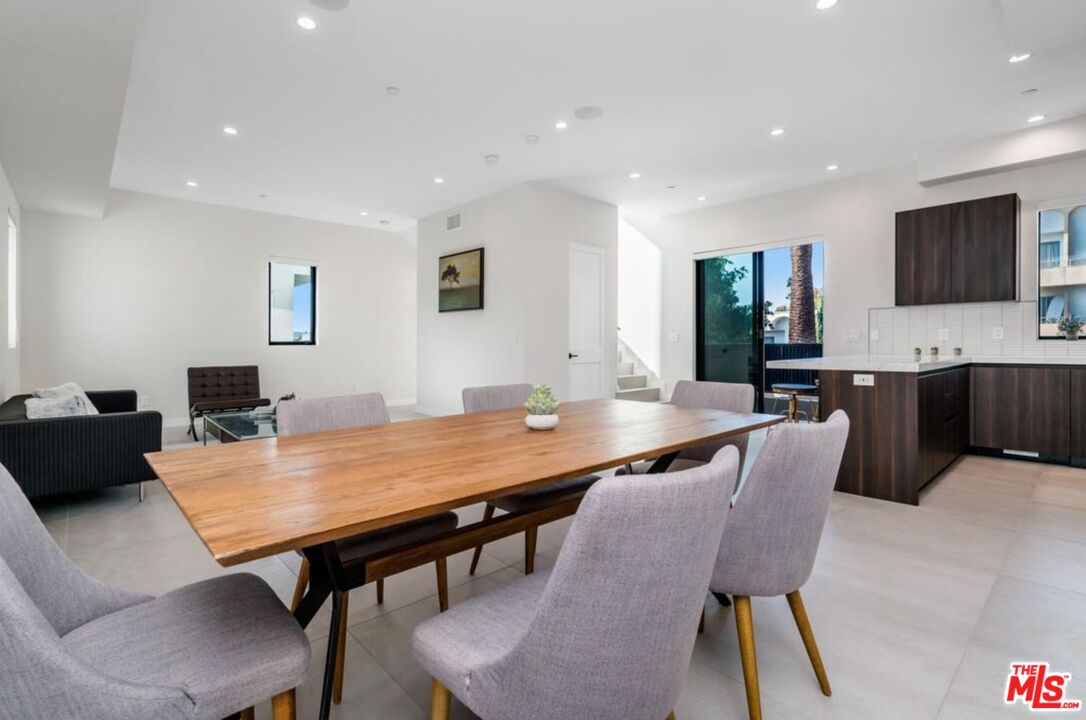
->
xmin=767 ymin=355 xmax=1086 ymax=505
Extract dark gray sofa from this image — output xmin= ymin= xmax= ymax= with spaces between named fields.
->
xmin=0 ymin=390 xmax=162 ymax=499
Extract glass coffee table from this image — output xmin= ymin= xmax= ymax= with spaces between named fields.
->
xmin=203 ymin=410 xmax=278 ymax=445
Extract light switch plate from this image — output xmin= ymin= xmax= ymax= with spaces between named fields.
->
xmin=992 ymin=326 xmax=1004 ymax=340
xmin=938 ymin=328 xmax=949 ymax=340
xmin=853 ymin=374 xmax=875 ymax=387
xmin=668 ymin=333 xmax=680 ymax=343
xmin=870 ymin=329 xmax=881 ymax=341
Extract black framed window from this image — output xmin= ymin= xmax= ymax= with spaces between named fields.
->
xmin=268 ymin=261 xmax=316 ymax=345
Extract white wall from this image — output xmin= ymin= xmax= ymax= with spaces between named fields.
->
xmin=21 ymin=190 xmax=417 ymax=428
xmin=657 ymin=154 xmax=1086 ymax=392
xmin=416 ymin=183 xmax=618 ymax=415
xmin=0 ymin=158 xmax=20 ymax=399
xmin=618 ymin=215 xmax=662 ymax=376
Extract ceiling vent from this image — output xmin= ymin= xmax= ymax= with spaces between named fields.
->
xmin=446 ymin=213 xmax=462 ymax=231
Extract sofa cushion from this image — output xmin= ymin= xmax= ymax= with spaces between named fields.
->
xmin=26 ymin=396 xmax=88 ymax=419
xmin=35 ymin=382 xmax=99 ymax=415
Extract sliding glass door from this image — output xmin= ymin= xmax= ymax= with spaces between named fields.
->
xmin=696 ymin=252 xmax=764 ymax=401
xmin=696 ymin=243 xmax=824 ymax=412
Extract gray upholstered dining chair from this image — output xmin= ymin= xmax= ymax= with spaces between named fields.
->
xmin=412 ymin=445 xmax=741 ymax=720
xmin=280 ymin=393 xmax=458 ymax=706
xmin=709 ymin=410 xmax=849 ymax=720
xmin=0 ymin=463 xmax=309 ymax=720
xmin=462 ymin=383 xmax=601 ymax=576
xmin=619 ymin=380 xmax=755 ymax=477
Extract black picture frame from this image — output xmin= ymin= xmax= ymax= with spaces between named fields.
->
xmin=438 ymin=247 xmax=485 ymax=312
xmin=268 ymin=262 xmax=317 ymax=346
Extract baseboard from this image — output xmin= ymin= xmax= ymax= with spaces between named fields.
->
xmin=413 ymin=405 xmax=459 ymax=417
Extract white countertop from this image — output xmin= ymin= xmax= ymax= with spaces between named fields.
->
xmin=766 ymin=354 xmax=1086 ymax=373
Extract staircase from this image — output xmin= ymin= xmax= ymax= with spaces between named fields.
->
xmin=615 ymin=341 xmax=661 ymax=402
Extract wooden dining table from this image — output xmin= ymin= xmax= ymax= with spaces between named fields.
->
xmin=147 ymin=398 xmax=782 ymax=720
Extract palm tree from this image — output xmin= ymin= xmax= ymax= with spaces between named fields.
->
xmin=789 ymin=244 xmax=816 ymax=344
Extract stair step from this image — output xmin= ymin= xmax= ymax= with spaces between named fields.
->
xmin=616 ymin=386 xmax=661 ymax=403
xmin=617 ymin=374 xmax=648 ymax=390
xmin=617 ymin=361 xmax=635 ymax=375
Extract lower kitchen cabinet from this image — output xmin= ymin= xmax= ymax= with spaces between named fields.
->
xmin=972 ymin=366 xmax=1070 ymax=458
xmin=820 ymin=367 xmax=968 ymax=506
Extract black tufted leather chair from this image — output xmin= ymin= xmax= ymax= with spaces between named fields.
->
xmin=186 ymin=366 xmax=270 ymax=441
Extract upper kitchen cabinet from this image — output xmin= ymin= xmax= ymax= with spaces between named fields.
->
xmin=895 ymin=193 xmax=1019 ymax=306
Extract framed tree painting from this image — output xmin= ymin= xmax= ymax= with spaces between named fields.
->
xmin=438 ymin=247 xmax=484 ymax=312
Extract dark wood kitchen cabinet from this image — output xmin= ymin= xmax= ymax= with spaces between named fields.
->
xmin=972 ymin=366 xmax=1070 ymax=458
xmin=1070 ymin=369 xmax=1086 ymax=462
xmin=896 ymin=203 xmax=954 ymax=306
xmin=895 ymin=194 xmax=1019 ymax=306
xmin=820 ymin=367 xmax=969 ymax=506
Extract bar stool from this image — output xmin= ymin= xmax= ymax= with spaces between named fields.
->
xmin=771 ymin=383 xmax=818 ymax=422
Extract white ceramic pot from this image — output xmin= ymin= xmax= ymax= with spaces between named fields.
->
xmin=525 ymin=413 xmax=559 ymax=431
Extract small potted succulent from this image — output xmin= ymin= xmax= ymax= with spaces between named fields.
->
xmin=524 ymin=384 xmax=560 ymax=430
xmin=1058 ymin=314 xmax=1083 ymax=341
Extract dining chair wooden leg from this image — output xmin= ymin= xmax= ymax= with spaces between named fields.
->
xmin=376 ymin=578 xmax=385 ymax=605
xmin=435 ymin=557 xmax=450 ymax=612
xmin=734 ymin=595 xmax=762 ymax=720
xmin=271 ymin=689 xmax=296 ymax=720
xmin=430 ymin=678 xmax=451 ymax=720
xmin=333 ymin=591 xmax=350 ymax=705
xmin=524 ymin=525 xmax=538 ymax=575
xmin=240 ymin=708 xmax=255 ymax=720
xmin=468 ymin=503 xmax=496 ymax=575
xmin=666 ymin=713 xmax=676 ymax=720
xmin=290 ymin=559 xmax=309 ymax=613
xmin=786 ymin=590 xmax=831 ymax=696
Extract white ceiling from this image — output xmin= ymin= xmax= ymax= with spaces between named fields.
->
xmin=0 ymin=0 xmax=143 ymax=217
xmin=8 ymin=0 xmax=1086 ymax=228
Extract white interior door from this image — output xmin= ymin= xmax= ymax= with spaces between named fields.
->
xmin=569 ymin=243 xmax=606 ymax=400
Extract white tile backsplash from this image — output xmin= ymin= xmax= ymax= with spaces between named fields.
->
xmin=867 ymin=301 xmax=1079 ymax=358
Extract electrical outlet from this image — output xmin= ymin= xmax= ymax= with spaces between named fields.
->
xmin=870 ymin=329 xmax=881 ymax=341
xmin=938 ymin=328 xmax=949 ymax=340
xmin=992 ymin=326 xmax=1004 ymax=340
xmin=511 ymin=331 xmax=519 ymax=346
xmin=668 ymin=333 xmax=680 ymax=343
xmin=853 ymin=374 xmax=875 ymax=387
xmin=138 ymin=395 xmax=150 ymax=409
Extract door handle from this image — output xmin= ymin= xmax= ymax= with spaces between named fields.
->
xmin=569 ymin=353 xmax=579 ymax=359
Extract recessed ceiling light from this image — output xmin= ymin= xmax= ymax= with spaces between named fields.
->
xmin=385 ymin=86 xmax=400 ymax=96
xmin=697 ymin=196 xmax=707 ymax=202
xmin=186 ymin=181 xmax=198 ymax=187
xmin=815 ymin=0 xmax=838 ymax=9
xmin=629 ymin=172 xmax=641 ymax=179
xmin=827 ymin=164 xmax=839 ymax=171
xmin=770 ymin=128 xmax=785 ymax=137
xmin=1028 ymin=115 xmax=1046 ymax=123
xmin=296 ymin=16 xmax=317 ymax=30
xmin=525 ymin=134 xmax=541 ymax=144
xmin=379 ymin=220 xmax=390 ymax=225
xmin=1008 ymin=53 xmax=1031 ymax=64
xmin=222 ymin=126 xmax=238 ymax=136
xmin=666 ymin=185 xmax=677 ymax=190
xmin=434 ymin=177 xmax=445 ymax=184
xmin=360 ymin=211 xmax=368 ymax=216
xmin=484 ymin=154 xmax=500 ymax=164
xmin=555 ymin=121 xmax=568 ymax=130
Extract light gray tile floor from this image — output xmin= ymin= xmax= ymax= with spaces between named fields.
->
xmin=35 ymin=436 xmax=1086 ymax=719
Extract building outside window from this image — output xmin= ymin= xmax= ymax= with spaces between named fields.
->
xmin=1038 ymin=202 xmax=1086 ymax=337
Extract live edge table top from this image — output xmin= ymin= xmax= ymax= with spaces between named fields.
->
xmin=147 ymin=398 xmax=782 ymax=567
